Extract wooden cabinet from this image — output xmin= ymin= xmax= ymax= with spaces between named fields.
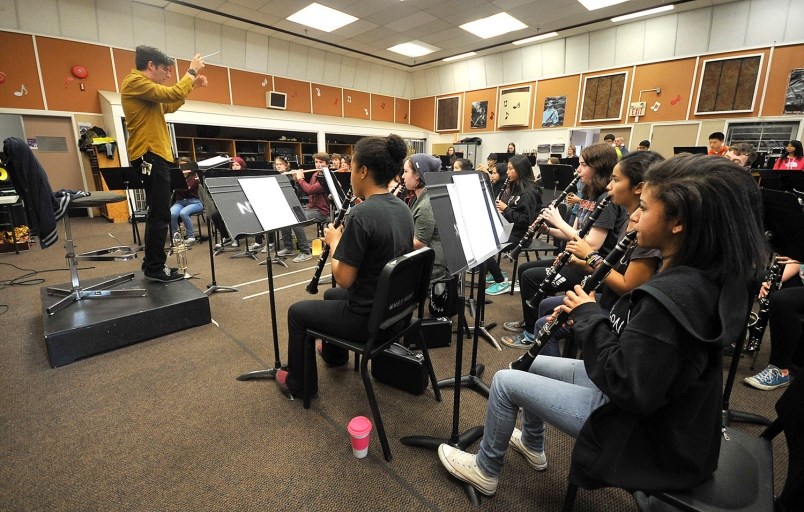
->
xmin=326 ymin=143 xmax=353 ymax=157
xmin=82 ymin=145 xmax=128 ymax=223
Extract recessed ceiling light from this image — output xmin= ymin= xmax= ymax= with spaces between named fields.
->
xmin=611 ymin=5 xmax=674 ymax=22
xmin=578 ymin=0 xmax=629 ymax=11
xmin=513 ymin=32 xmax=559 ymax=45
xmin=286 ymin=3 xmax=358 ymax=33
xmin=460 ymin=13 xmax=528 ymax=39
xmin=442 ymin=52 xmax=477 ymax=62
xmin=387 ymin=40 xmax=440 ymax=58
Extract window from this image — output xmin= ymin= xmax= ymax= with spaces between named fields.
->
xmin=726 ymin=121 xmax=801 ymax=152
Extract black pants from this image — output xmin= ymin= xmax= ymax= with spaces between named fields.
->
xmin=768 ymin=281 xmax=804 ymax=370
xmin=518 ymin=259 xmax=587 ymax=332
xmin=285 ymin=288 xmax=369 ymax=397
xmin=134 ymin=153 xmax=170 ymax=274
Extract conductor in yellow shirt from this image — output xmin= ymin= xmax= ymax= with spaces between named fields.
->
xmin=121 ymin=46 xmax=208 ymax=282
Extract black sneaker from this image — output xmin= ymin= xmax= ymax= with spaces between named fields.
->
xmin=144 ymin=266 xmax=183 ymax=282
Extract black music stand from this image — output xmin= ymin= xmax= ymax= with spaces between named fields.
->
xmin=196 ymin=165 xmax=239 ymax=295
xmin=722 ymin=188 xmax=804 ymax=427
xmin=538 ymin=164 xmax=575 ymax=203
xmin=401 ymin=171 xmax=508 ymax=506
xmin=99 ymin=167 xmax=146 ymax=250
xmin=201 ymin=174 xmax=308 ymax=382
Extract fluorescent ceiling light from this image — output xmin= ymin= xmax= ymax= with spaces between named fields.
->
xmin=578 ymin=0 xmax=629 ymax=10
xmin=443 ymin=52 xmax=477 ymax=62
xmin=460 ymin=13 xmax=528 ymax=39
xmin=286 ymin=3 xmax=357 ymax=33
xmin=612 ymin=5 xmax=674 ymax=22
xmin=387 ymin=40 xmax=440 ymax=58
xmin=513 ymin=32 xmax=559 ymax=45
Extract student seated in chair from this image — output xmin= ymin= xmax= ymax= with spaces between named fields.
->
xmin=437 ymin=154 xmax=767 ymax=498
xmin=275 ymin=134 xmax=413 ymax=399
xmin=170 ymin=156 xmax=202 ymax=245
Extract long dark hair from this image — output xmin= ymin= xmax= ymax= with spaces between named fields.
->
xmin=581 ymin=143 xmax=618 ymax=199
xmin=617 ymin=151 xmax=664 ymax=187
xmin=784 ymin=140 xmax=803 ymax=159
xmin=507 ymin=155 xmax=537 ymax=196
xmin=353 ymin=134 xmax=407 ymax=186
xmin=644 ymin=154 xmax=766 ymax=282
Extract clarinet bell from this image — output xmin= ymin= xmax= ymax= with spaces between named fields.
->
xmin=509 ymin=352 xmax=535 ymax=372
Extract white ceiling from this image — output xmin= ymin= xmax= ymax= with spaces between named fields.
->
xmin=156 ymin=0 xmax=723 ymax=70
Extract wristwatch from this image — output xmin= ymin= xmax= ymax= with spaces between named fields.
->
xmin=187 ymin=68 xmax=197 ymax=77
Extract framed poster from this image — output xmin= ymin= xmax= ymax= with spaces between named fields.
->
xmin=498 ymin=86 xmax=531 ymax=127
xmin=580 ymin=72 xmax=626 ymax=122
xmin=542 ymin=96 xmax=566 ymax=128
xmin=436 ymin=95 xmax=461 ymax=132
xmin=470 ymin=100 xmax=488 ymax=129
xmin=784 ymin=68 xmax=804 ymax=115
xmin=695 ymin=54 xmax=763 ymax=115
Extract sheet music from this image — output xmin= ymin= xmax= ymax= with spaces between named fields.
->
xmin=197 ymin=155 xmax=233 ymax=169
xmin=453 ymin=174 xmax=500 ymax=265
xmin=446 ymin=184 xmax=475 ymax=267
xmin=321 ymin=168 xmax=344 ymax=210
xmin=239 ymin=177 xmax=298 ymax=232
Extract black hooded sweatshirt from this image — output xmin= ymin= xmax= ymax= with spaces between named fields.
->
xmin=568 ymin=265 xmax=751 ymax=492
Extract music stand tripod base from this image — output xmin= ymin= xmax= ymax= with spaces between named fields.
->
xmin=76 ymin=246 xmax=137 ymax=261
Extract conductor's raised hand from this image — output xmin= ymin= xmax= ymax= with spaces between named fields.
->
xmin=195 ymin=75 xmax=208 ymax=87
xmin=189 ymin=53 xmax=205 ymax=74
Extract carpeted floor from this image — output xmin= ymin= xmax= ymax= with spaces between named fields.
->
xmin=0 ymin=216 xmax=789 ymax=511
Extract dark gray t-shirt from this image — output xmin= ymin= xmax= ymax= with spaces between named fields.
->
xmin=410 ymin=189 xmax=449 ymax=283
xmin=334 ymin=193 xmax=414 ymax=314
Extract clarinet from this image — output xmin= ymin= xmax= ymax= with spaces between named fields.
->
xmin=305 ymin=190 xmax=354 ymax=294
xmin=525 ymin=195 xmax=612 ymax=309
xmin=745 ymin=259 xmax=783 ymax=353
xmin=507 ymin=173 xmax=581 ymax=261
xmin=496 ymin=176 xmax=510 ymax=202
xmin=391 ymin=180 xmax=406 ymax=199
xmin=510 ymin=230 xmax=637 ymax=371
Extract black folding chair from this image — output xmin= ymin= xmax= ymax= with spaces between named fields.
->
xmin=303 ymin=247 xmax=442 ymax=461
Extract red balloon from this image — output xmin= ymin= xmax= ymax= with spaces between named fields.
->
xmin=71 ymin=65 xmax=88 ymax=79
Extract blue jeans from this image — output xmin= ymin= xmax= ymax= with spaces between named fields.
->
xmin=476 ymin=357 xmax=609 ymax=477
xmin=170 ymin=198 xmax=203 ymax=237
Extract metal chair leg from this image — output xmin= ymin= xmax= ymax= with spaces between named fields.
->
xmin=361 ymin=356 xmax=392 ymax=462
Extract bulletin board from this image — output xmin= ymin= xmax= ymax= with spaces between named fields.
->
xmin=343 ymin=89 xmax=370 ymax=120
xmin=0 ymin=32 xmax=44 ymax=110
xmin=371 ymin=94 xmax=394 ymax=123
xmin=274 ymin=77 xmax=311 ymax=114
xmin=394 ymin=98 xmax=410 ymax=124
xmin=36 ymin=37 xmax=117 ymax=113
xmin=410 ymin=96 xmax=435 ymax=131
xmin=463 ymin=87 xmax=496 ymax=132
xmin=760 ymin=44 xmax=804 ymax=117
xmin=695 ymin=54 xmax=763 ymax=115
xmin=535 ymin=75 xmax=580 ymax=129
xmin=630 ymin=59 xmax=696 ymax=123
xmin=311 ymin=83 xmax=343 ymax=117
xmin=175 ymin=59 xmax=231 ymax=105
xmin=498 ymin=85 xmax=532 ymax=128
xmin=230 ymin=69 xmax=272 ymax=109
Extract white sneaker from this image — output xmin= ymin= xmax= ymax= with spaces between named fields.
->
xmin=249 ymin=242 xmax=263 ymax=252
xmin=509 ymin=428 xmax=547 ymax=470
xmin=277 ymin=248 xmax=295 ymax=257
xmin=230 ymin=239 xmax=240 ymax=247
xmin=260 ymin=245 xmax=269 ymax=253
xmin=438 ymin=444 xmax=498 ymax=496
xmin=185 ymin=237 xmax=196 ymax=245
xmin=293 ymin=252 xmax=312 ymax=263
